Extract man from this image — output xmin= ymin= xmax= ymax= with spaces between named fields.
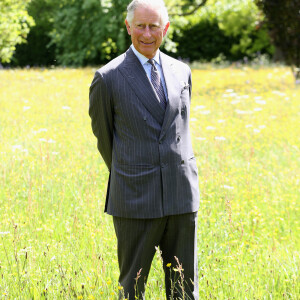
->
xmin=89 ymin=0 xmax=199 ymax=299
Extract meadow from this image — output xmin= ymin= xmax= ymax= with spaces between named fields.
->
xmin=0 ymin=65 xmax=299 ymax=299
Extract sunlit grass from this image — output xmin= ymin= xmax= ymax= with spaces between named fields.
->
xmin=0 ymin=66 xmax=299 ymax=299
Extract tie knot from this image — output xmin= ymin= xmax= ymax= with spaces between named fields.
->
xmin=148 ymin=59 xmax=155 ymax=67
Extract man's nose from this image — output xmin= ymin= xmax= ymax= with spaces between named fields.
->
xmin=143 ymin=26 xmax=151 ymax=37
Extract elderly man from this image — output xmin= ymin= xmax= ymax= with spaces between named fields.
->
xmin=89 ymin=0 xmax=200 ymax=299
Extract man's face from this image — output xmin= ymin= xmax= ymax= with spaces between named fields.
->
xmin=125 ymin=5 xmax=169 ymax=59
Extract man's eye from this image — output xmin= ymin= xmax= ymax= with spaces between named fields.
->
xmin=150 ymin=25 xmax=159 ymax=30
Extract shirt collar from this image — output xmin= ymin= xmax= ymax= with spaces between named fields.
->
xmin=130 ymin=44 xmax=161 ymax=66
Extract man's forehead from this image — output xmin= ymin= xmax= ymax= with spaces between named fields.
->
xmin=133 ymin=7 xmax=162 ymax=23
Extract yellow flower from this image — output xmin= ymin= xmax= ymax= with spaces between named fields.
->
xmin=166 ymin=263 xmax=171 ymax=267
xmin=77 ymin=296 xmax=83 ymax=300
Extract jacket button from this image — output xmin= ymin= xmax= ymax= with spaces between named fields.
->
xmin=177 ymin=136 xmax=181 ymax=142
xmin=181 ymin=160 xmax=185 ymax=165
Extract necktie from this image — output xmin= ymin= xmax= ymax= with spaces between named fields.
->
xmin=148 ymin=59 xmax=167 ymax=110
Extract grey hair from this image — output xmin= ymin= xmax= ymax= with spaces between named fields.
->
xmin=126 ymin=0 xmax=169 ymax=27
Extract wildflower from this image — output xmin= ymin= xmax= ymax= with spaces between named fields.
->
xmin=77 ymin=296 xmax=83 ymax=300
xmin=12 ymin=145 xmax=22 ymax=151
xmin=215 ymin=137 xmax=226 ymax=141
xmin=200 ymin=110 xmax=211 ymax=115
xmin=166 ymin=263 xmax=171 ymax=267
xmin=194 ymin=105 xmax=206 ymax=110
xmin=235 ymin=109 xmax=253 ymax=115
xmin=0 ymin=231 xmax=10 ymax=236
xmin=231 ymin=100 xmax=240 ymax=105
xmin=222 ymin=185 xmax=234 ymax=190
xmin=255 ymin=100 xmax=266 ymax=105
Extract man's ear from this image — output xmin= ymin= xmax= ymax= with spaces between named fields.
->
xmin=163 ymin=22 xmax=170 ymax=37
xmin=125 ymin=19 xmax=131 ymax=35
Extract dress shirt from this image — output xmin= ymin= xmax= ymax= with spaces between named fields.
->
xmin=130 ymin=44 xmax=168 ymax=101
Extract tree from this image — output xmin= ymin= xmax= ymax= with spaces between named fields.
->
xmin=0 ymin=0 xmax=34 ymax=63
xmin=167 ymin=0 xmax=207 ymax=16
xmin=50 ymin=0 xmax=130 ymax=66
xmin=164 ymin=0 xmax=273 ymax=62
xmin=12 ymin=0 xmax=58 ymax=66
xmin=256 ymin=0 xmax=300 ymax=82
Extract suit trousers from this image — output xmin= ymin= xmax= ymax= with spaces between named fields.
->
xmin=113 ymin=212 xmax=198 ymax=300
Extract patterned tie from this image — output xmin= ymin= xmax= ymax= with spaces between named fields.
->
xmin=148 ymin=59 xmax=167 ymax=110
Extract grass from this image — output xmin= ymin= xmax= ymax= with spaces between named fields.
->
xmin=0 ymin=65 xmax=299 ymax=299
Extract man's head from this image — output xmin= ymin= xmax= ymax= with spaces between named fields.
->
xmin=125 ymin=0 xmax=170 ymax=59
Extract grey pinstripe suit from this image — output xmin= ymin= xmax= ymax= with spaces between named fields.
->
xmin=89 ymin=47 xmax=200 ymax=299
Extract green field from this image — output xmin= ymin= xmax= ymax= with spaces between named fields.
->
xmin=0 ymin=66 xmax=299 ymax=299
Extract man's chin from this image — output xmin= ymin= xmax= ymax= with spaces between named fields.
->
xmin=138 ymin=46 xmax=156 ymax=58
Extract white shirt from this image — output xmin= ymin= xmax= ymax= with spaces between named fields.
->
xmin=130 ymin=44 xmax=168 ymax=101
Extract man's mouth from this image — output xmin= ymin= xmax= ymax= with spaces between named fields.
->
xmin=140 ymin=41 xmax=154 ymax=45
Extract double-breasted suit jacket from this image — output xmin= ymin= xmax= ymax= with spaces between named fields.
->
xmin=89 ymin=47 xmax=199 ymax=218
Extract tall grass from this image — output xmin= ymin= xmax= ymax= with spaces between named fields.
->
xmin=0 ymin=66 xmax=299 ymax=299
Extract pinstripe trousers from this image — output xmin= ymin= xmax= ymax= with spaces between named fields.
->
xmin=113 ymin=212 xmax=198 ymax=300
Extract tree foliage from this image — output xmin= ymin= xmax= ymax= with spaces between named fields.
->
xmin=167 ymin=0 xmax=207 ymax=16
xmin=11 ymin=0 xmax=57 ymax=66
xmin=0 ymin=0 xmax=34 ymax=63
xmin=50 ymin=0 xmax=130 ymax=66
xmin=7 ymin=0 xmax=275 ymax=66
xmin=256 ymin=0 xmax=300 ymax=81
xmin=195 ymin=0 xmax=273 ymax=59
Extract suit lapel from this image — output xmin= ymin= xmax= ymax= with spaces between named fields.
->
xmin=119 ymin=48 xmax=165 ymax=124
xmin=160 ymin=52 xmax=181 ymax=137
